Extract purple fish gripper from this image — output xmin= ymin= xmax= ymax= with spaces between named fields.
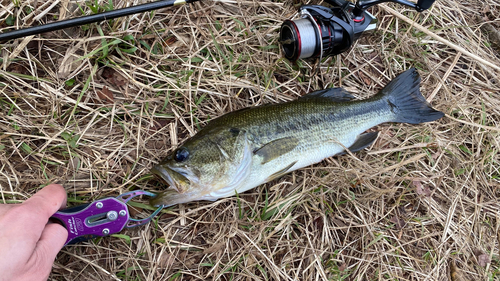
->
xmin=50 ymin=190 xmax=163 ymax=246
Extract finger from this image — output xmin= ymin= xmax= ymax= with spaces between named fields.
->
xmin=24 ymin=223 xmax=68 ymax=281
xmin=36 ymin=222 xmax=68 ymax=258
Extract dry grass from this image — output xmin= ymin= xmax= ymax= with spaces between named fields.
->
xmin=1 ymin=0 xmax=500 ymax=280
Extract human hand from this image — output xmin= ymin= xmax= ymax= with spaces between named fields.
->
xmin=0 ymin=184 xmax=68 ymax=281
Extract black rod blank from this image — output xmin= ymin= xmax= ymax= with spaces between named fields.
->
xmin=0 ymin=0 xmax=198 ymax=42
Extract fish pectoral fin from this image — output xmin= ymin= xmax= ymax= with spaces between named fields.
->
xmin=299 ymin=87 xmax=356 ymax=102
xmin=266 ymin=161 xmax=298 ymax=182
xmin=254 ymin=136 xmax=299 ymax=164
xmin=338 ymin=131 xmax=379 ymax=156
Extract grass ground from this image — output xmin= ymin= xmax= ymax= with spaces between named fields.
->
xmin=1 ymin=0 xmax=500 ymax=280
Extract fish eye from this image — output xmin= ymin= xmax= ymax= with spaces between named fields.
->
xmin=174 ymin=147 xmax=189 ymax=162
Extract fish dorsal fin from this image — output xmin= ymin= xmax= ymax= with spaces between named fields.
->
xmin=299 ymin=88 xmax=356 ymax=102
xmin=266 ymin=161 xmax=298 ymax=182
xmin=337 ymin=132 xmax=379 ymax=156
xmin=254 ymin=136 xmax=299 ymax=164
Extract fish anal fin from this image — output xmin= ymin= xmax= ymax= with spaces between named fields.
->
xmin=299 ymin=88 xmax=356 ymax=102
xmin=266 ymin=161 xmax=298 ymax=182
xmin=338 ymin=131 xmax=379 ymax=156
xmin=254 ymin=136 xmax=298 ymax=164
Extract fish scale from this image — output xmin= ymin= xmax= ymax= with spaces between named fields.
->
xmin=237 ymin=99 xmax=392 ymax=191
xmin=150 ymin=68 xmax=444 ymax=207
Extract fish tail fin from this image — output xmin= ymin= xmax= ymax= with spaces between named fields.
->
xmin=377 ymin=68 xmax=444 ymax=124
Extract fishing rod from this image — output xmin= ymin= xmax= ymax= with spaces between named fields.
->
xmin=0 ymin=0 xmax=201 ymax=42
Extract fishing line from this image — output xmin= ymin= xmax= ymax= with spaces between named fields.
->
xmin=293 ymin=18 xmax=318 ymax=60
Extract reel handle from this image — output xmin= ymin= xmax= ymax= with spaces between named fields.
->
xmin=324 ymin=0 xmax=349 ymax=7
xmin=354 ymin=0 xmax=435 ymax=15
xmin=417 ymin=0 xmax=436 ymax=11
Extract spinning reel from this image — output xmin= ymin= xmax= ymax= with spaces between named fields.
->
xmin=279 ymin=0 xmax=436 ymax=62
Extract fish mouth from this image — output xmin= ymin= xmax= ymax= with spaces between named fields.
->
xmin=151 ymin=164 xmax=177 ymax=189
xmin=150 ymin=164 xmax=190 ymax=192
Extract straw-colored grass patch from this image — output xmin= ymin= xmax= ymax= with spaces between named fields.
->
xmin=1 ymin=0 xmax=499 ymax=279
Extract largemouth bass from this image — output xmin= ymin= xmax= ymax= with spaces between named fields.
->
xmin=150 ymin=68 xmax=444 ymax=207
